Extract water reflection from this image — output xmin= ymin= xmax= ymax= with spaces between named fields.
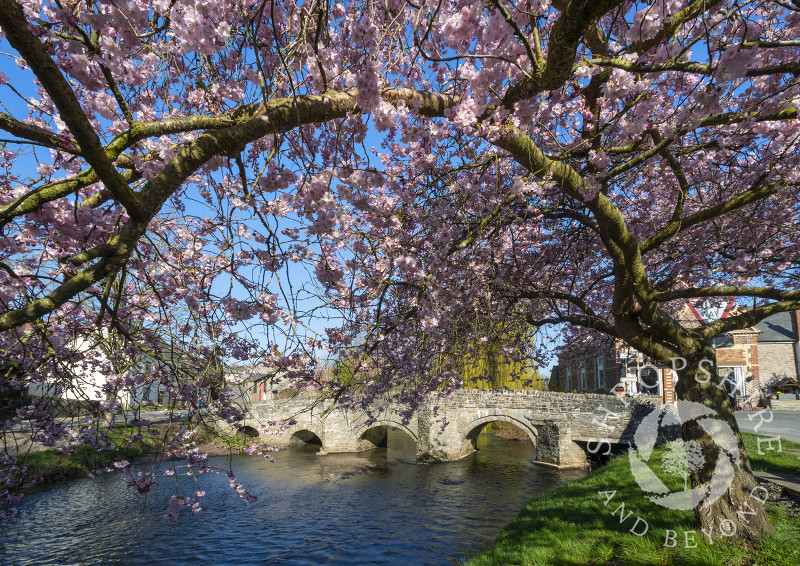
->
xmin=386 ymin=428 xmax=418 ymax=464
xmin=1 ymin=430 xmax=587 ymax=565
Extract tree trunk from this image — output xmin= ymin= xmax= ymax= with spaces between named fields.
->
xmin=674 ymin=346 xmax=773 ymax=542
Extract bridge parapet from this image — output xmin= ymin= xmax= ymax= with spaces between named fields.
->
xmin=243 ymin=389 xmax=660 ymax=468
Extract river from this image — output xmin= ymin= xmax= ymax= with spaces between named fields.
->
xmin=0 ymin=431 xmax=587 ymax=565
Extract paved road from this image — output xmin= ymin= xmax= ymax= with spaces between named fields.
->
xmin=8 ymin=409 xmax=189 ymax=433
xmin=5 ymin=410 xmax=196 ymax=456
xmin=736 ymin=410 xmax=800 ymax=444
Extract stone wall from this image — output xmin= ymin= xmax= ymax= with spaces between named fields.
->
xmin=770 ymin=399 xmax=800 ymax=412
xmin=758 ymin=343 xmax=797 ymax=392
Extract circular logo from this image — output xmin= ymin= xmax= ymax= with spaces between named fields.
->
xmin=629 ymin=400 xmax=740 ymax=510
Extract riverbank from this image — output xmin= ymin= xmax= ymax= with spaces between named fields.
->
xmin=467 ymin=433 xmax=800 ymax=565
xmin=489 ymin=422 xmax=532 ymax=441
xmin=11 ymin=423 xmax=253 ymax=486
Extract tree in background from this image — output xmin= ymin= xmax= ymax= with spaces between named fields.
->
xmin=461 ymin=346 xmax=544 ymax=391
xmin=448 ymin=318 xmax=544 ymax=390
xmin=0 ymin=0 xmax=798 ymax=539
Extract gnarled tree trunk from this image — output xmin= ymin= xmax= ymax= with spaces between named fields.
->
xmin=675 ymin=345 xmax=773 ymax=542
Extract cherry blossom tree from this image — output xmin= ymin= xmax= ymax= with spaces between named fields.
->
xmin=303 ymin=0 xmax=800 ymax=540
xmin=0 ymin=0 xmax=798 ymax=540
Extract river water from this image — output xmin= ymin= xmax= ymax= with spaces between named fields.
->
xmin=0 ymin=431 xmax=587 ymax=565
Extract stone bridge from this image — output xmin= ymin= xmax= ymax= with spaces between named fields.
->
xmin=243 ymin=389 xmax=657 ymax=468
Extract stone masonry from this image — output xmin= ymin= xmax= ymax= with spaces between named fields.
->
xmin=758 ymin=342 xmax=797 ymax=391
xmin=244 ymin=389 xmax=657 ymax=468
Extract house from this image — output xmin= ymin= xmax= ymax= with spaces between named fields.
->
xmin=27 ymin=335 xmax=193 ymax=412
xmin=551 ymin=299 xmax=800 ymax=406
xmin=28 ymin=361 xmax=165 ymax=412
xmin=226 ymin=365 xmax=289 ymax=405
xmin=753 ymin=310 xmax=800 ymax=394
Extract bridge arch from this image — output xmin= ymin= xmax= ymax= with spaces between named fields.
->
xmin=288 ymin=427 xmax=323 ymax=446
xmin=236 ymin=425 xmax=260 ymax=438
xmin=356 ymin=421 xmax=418 ymax=450
xmin=460 ymin=415 xmax=537 ymax=455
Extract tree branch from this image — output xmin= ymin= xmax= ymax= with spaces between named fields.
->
xmin=0 ymin=0 xmax=145 ymax=219
xmin=0 ymin=87 xmax=461 ymax=331
xmin=591 ymin=57 xmax=800 ymax=78
xmin=641 ymin=179 xmax=778 ymax=253
xmin=697 ymin=301 xmax=800 ymax=339
xmin=525 ymin=313 xmax=616 ymax=337
xmin=500 ymin=0 xmax=623 ymax=107
xmin=0 ymin=112 xmax=79 ymax=153
xmin=654 ymin=286 xmax=800 ymax=303
xmin=627 ymin=0 xmax=723 ymax=54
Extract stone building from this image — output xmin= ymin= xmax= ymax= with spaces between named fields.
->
xmin=550 ymin=300 xmax=800 ymax=405
xmin=226 ymin=365 xmax=288 ymax=404
xmin=754 ymin=310 xmax=800 ymax=394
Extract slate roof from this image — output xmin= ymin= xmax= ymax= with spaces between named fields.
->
xmin=754 ymin=310 xmax=796 ymax=343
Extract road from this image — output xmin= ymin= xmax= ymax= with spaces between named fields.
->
xmin=4 ymin=409 xmax=196 ymax=456
xmin=7 ymin=409 xmax=187 ymax=432
xmin=736 ymin=410 xmax=800 ymax=444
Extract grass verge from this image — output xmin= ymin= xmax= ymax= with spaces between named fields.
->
xmin=14 ymin=424 xmax=158 ymax=485
xmin=13 ymin=423 xmax=256 ymax=487
xmin=467 ymin=433 xmax=800 ymax=566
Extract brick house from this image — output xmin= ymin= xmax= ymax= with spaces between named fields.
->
xmin=550 ymin=300 xmax=800 ymax=406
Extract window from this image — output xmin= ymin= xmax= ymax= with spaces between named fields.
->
xmin=718 ymin=366 xmax=746 ymax=397
xmin=596 ymin=357 xmax=604 ymax=390
xmin=579 ymin=362 xmax=585 ymax=391
xmin=565 ymin=366 xmax=571 ymax=391
xmin=710 ymin=334 xmax=734 ymax=349
xmin=639 ymin=366 xmax=662 ymax=397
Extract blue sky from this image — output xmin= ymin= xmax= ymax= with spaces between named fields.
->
xmin=0 ymin=36 xmax=567 ymax=375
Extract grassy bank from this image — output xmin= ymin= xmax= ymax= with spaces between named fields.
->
xmin=16 ymin=442 xmax=149 ymax=484
xmin=467 ymin=433 xmax=800 ymax=566
xmin=13 ymin=423 xmax=251 ymax=486
xmin=14 ymin=424 xmax=158 ymax=485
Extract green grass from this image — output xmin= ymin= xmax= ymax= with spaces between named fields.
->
xmin=13 ymin=422 xmax=258 ymax=488
xmin=742 ymin=433 xmax=800 ymax=475
xmin=15 ymin=424 xmax=157 ymax=484
xmin=467 ymin=433 xmax=800 ymax=566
